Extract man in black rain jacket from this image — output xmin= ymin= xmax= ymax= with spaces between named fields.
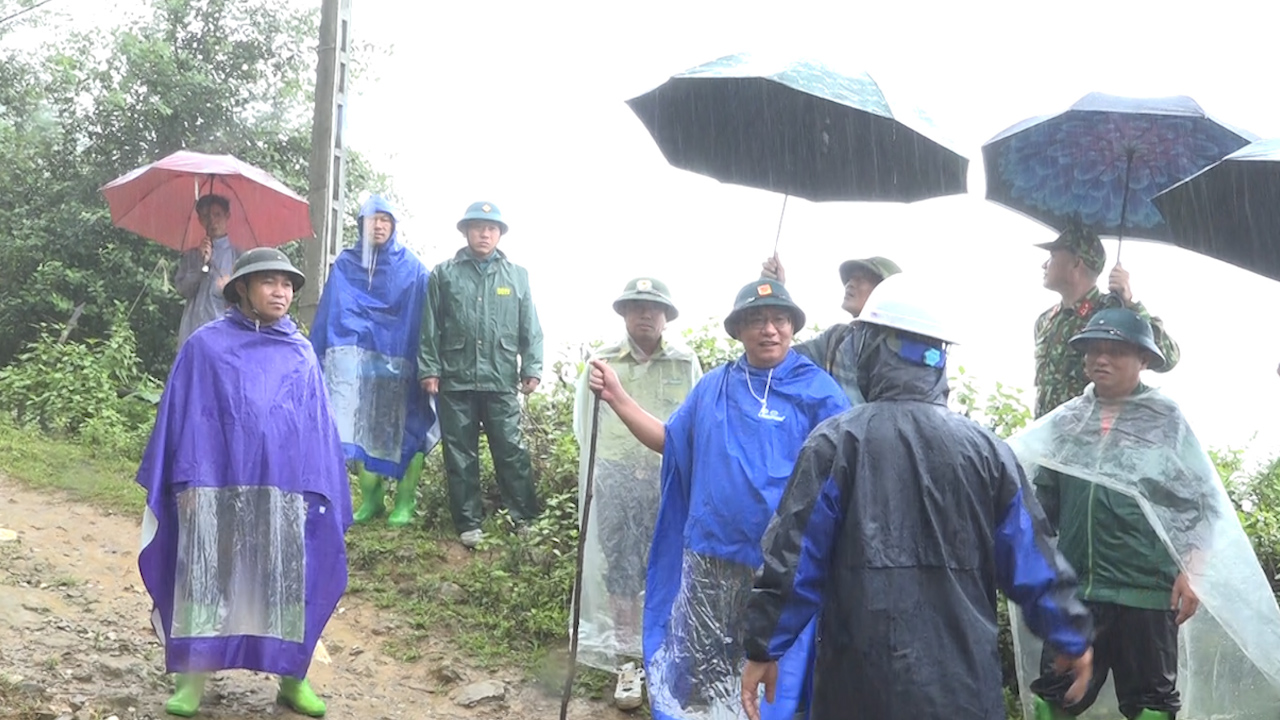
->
xmin=740 ymin=273 xmax=1095 ymax=720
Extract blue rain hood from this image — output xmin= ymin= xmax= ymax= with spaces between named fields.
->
xmin=309 ymin=195 xmax=439 ymax=479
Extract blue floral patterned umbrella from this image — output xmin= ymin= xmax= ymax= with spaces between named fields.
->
xmin=1152 ymin=138 xmax=1280 ymax=282
xmin=982 ymin=93 xmax=1256 ymax=251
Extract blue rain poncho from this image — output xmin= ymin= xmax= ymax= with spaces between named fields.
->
xmin=309 ymin=195 xmax=439 ymax=478
xmin=644 ymin=350 xmax=850 ymax=720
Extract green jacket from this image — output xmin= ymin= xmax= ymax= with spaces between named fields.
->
xmin=1032 ymin=384 xmax=1182 ymax=610
xmin=418 ymin=247 xmax=543 ymax=392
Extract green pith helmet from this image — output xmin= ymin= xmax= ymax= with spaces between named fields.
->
xmin=223 ymin=247 xmax=306 ymax=303
xmin=723 ymin=278 xmax=806 ymax=340
xmin=1068 ymin=307 xmax=1165 ymax=370
xmin=838 ymin=256 xmax=902 ymax=285
xmin=456 ymin=201 xmax=508 ymax=235
xmin=612 ymin=277 xmax=679 ymax=320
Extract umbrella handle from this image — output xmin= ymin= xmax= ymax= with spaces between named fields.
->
xmin=772 ymin=194 xmax=789 ymax=255
xmin=561 ymin=391 xmax=603 ymax=720
xmin=1115 ymin=149 xmax=1135 ymax=265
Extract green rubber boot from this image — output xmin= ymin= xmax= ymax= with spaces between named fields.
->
xmin=164 ymin=673 xmax=207 ymax=717
xmin=1033 ymin=697 xmax=1072 ymax=720
xmin=387 ymin=452 xmax=425 ymax=528
xmin=277 ymin=675 xmax=326 ymax=717
xmin=1133 ymin=711 xmax=1172 ymax=720
xmin=352 ymin=465 xmax=385 ymax=524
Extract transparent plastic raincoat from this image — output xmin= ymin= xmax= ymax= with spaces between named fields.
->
xmin=1006 ymin=385 xmax=1280 ymax=720
xmin=571 ymin=337 xmax=702 ymax=670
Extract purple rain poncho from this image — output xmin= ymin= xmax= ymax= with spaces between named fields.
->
xmin=136 ymin=307 xmax=352 ymax=677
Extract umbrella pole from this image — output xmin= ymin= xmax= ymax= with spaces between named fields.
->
xmin=1115 ymin=149 xmax=1136 ymax=265
xmin=560 ymin=392 xmax=603 ymax=720
xmin=772 ymin=194 xmax=790 ymax=255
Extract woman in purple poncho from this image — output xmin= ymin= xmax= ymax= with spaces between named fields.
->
xmin=136 ymin=248 xmax=352 ymax=717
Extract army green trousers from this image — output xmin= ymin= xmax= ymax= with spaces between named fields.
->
xmin=436 ymin=390 xmax=540 ymax=533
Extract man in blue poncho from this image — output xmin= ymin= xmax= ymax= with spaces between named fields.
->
xmin=137 ymin=248 xmax=352 ymax=718
xmin=589 ymin=278 xmax=849 ymax=720
xmin=310 ymin=195 xmax=438 ymax=527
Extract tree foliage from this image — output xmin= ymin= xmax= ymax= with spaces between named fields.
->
xmin=0 ymin=0 xmax=387 ymax=375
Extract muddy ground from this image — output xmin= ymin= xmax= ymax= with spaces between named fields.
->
xmin=0 ymin=474 xmax=620 ymax=719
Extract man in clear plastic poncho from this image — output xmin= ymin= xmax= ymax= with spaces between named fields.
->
xmin=1007 ymin=308 xmax=1280 ymax=720
xmin=573 ymin=277 xmax=703 ymax=710
xmin=136 ymin=249 xmax=351 ymax=717
xmin=310 ymin=195 xmax=439 ymax=527
xmin=588 ymin=279 xmax=849 ymax=720
xmin=740 ymin=274 xmax=1095 ymax=720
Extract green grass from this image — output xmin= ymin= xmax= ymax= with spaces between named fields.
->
xmin=0 ymin=421 xmax=144 ymax=514
xmin=0 ymin=673 xmax=44 ymax=720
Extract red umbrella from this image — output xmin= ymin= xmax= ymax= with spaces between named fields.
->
xmin=100 ymin=150 xmax=314 ymax=251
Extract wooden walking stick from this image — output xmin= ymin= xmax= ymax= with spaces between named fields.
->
xmin=561 ymin=391 xmax=603 ymax=720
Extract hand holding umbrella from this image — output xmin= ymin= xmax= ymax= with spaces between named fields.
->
xmin=1107 ymin=262 xmax=1133 ymax=304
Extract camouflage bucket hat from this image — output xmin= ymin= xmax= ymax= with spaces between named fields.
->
xmin=723 ymin=279 xmax=806 ymax=340
xmin=1036 ymin=225 xmax=1106 ymax=273
xmin=613 ymin=277 xmax=679 ymax=320
xmin=223 ymin=247 xmax=306 ymax=303
xmin=1068 ymin=307 xmax=1165 ymax=370
xmin=838 ymin=256 xmax=902 ymax=285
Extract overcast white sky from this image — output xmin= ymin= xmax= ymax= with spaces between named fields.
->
xmin=14 ymin=0 xmax=1280 ymax=466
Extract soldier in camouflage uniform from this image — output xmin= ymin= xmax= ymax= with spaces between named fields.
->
xmin=760 ymin=253 xmax=901 ymax=405
xmin=1034 ymin=224 xmax=1179 ymax=418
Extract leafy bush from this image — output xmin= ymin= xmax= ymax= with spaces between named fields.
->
xmin=0 ymin=310 xmax=159 ymax=458
xmin=1219 ymin=448 xmax=1280 ymax=598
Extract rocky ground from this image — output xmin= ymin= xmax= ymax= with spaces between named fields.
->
xmin=0 ymin=474 xmax=619 ymax=720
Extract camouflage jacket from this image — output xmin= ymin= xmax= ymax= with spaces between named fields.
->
xmin=1033 ymin=288 xmax=1179 ymax=418
xmin=793 ymin=323 xmax=865 ymax=407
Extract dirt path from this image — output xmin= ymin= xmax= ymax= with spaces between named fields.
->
xmin=0 ymin=475 xmax=617 ymax=720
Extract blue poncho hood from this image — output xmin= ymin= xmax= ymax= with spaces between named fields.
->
xmin=310 ymin=195 xmax=439 ymax=477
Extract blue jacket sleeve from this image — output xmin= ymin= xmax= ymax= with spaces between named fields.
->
xmin=743 ymin=418 xmax=845 ymax=662
xmin=993 ymin=444 xmax=1093 ymax=658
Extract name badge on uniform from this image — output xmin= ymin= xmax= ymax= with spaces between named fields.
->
xmin=496 ymin=287 xmax=512 ymax=296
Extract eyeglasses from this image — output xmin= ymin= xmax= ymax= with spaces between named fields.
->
xmin=743 ymin=313 xmax=793 ymax=331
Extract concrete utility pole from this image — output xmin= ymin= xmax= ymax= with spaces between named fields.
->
xmin=299 ymin=0 xmax=352 ymax=326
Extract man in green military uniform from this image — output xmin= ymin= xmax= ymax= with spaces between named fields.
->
xmin=760 ymin=253 xmax=902 ymax=404
xmin=572 ymin=277 xmax=702 ymax=709
xmin=419 ymin=201 xmax=543 ymax=549
xmin=1016 ymin=308 xmax=1204 ymax=720
xmin=1034 ymin=224 xmax=1179 ymax=418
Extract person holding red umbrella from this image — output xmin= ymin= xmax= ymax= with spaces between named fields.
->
xmin=98 ymin=150 xmax=313 ymax=349
xmin=174 ymin=194 xmax=244 ymax=348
